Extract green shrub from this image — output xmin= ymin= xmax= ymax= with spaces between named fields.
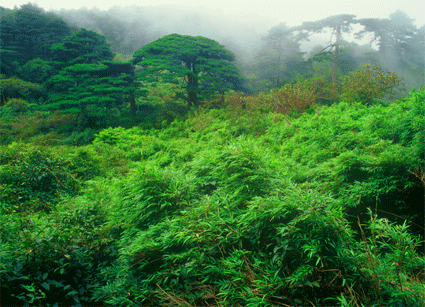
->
xmin=95 ymin=183 xmax=423 ymax=306
xmin=341 ymin=64 xmax=405 ymax=105
xmin=4 ymin=98 xmax=31 ymax=113
xmin=0 ymin=188 xmax=112 ymax=307
xmin=0 ymin=77 xmax=45 ymax=105
xmin=2 ymin=84 xmax=423 ymax=307
xmin=0 ymin=110 xmax=78 ymax=145
xmin=61 ymin=128 xmax=97 ymax=146
xmin=0 ymin=143 xmax=100 ymax=214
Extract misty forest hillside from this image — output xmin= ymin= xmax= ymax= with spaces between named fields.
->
xmin=1 ymin=3 xmax=424 ymax=307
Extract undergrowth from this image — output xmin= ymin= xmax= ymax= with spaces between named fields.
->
xmin=1 ymin=86 xmax=424 ymax=306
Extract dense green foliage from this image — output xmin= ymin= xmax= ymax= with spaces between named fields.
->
xmin=132 ymin=34 xmax=244 ymax=107
xmin=1 ymin=4 xmax=424 ymax=306
xmin=0 ymin=76 xmax=45 ymax=105
xmin=1 ymin=87 xmax=424 ymax=306
xmin=0 ymin=143 xmax=100 ymax=213
xmin=1 ymin=6 xmax=138 ymax=134
xmin=0 ymin=3 xmax=73 ymax=75
xmin=42 ymin=28 xmax=133 ymax=125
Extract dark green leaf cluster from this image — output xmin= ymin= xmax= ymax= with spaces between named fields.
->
xmin=0 ymin=4 xmax=73 ymax=72
xmin=42 ymin=29 xmax=134 ymax=125
xmin=1 ymin=191 xmax=112 ymax=306
xmin=0 ymin=76 xmax=44 ymax=105
xmin=0 ymin=143 xmax=100 ymax=214
xmin=1 ymin=144 xmax=108 ymax=306
xmin=50 ymin=28 xmax=114 ymax=67
xmin=132 ymin=34 xmax=243 ymax=106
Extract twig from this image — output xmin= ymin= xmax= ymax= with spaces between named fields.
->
xmin=357 ymin=216 xmax=383 ymax=307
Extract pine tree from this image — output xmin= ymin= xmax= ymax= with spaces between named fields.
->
xmin=43 ymin=29 xmax=135 ymax=126
xmin=132 ymin=34 xmax=244 ymax=107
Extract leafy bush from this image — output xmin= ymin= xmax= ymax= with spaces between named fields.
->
xmin=2 ymin=81 xmax=423 ymax=307
xmin=4 ymin=98 xmax=31 ymax=113
xmin=0 ymin=189 xmax=111 ymax=307
xmin=0 ymin=112 xmax=45 ymax=143
xmin=260 ymin=77 xmax=338 ymax=115
xmin=61 ymin=128 xmax=97 ymax=146
xmin=351 ymin=210 xmax=425 ymax=306
xmin=269 ymin=89 xmax=424 ymax=225
xmin=136 ymin=81 xmax=191 ymax=128
xmin=0 ymin=143 xmax=100 ymax=214
xmin=92 ymin=179 xmax=424 ymax=306
xmin=0 ymin=77 xmax=45 ymax=105
xmin=0 ymin=108 xmax=78 ymax=145
xmin=190 ymin=137 xmax=274 ymax=204
xmin=341 ymin=64 xmax=405 ymax=105
xmin=22 ymin=58 xmax=53 ymax=84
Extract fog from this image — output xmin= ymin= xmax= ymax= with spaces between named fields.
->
xmin=5 ymin=1 xmax=425 ymax=56
xmin=3 ymin=1 xmax=425 ymax=88
xmin=5 ymin=0 xmax=425 ymax=28
xmin=54 ymin=5 xmax=271 ymax=62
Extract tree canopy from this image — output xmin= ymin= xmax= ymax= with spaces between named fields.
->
xmin=293 ymin=14 xmax=357 ymax=82
xmin=132 ymin=34 xmax=244 ymax=106
xmin=0 ymin=3 xmax=73 ymax=70
xmin=50 ymin=28 xmax=114 ymax=67
xmin=43 ymin=29 xmax=134 ymax=126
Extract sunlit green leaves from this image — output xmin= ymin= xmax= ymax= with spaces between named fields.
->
xmin=2 ymin=85 xmax=424 ymax=306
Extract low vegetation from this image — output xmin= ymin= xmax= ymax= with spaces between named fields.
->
xmin=1 ymin=4 xmax=424 ymax=306
xmin=1 ymin=82 xmax=424 ymax=306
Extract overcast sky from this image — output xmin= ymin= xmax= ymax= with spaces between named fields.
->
xmin=4 ymin=0 xmax=425 ymax=28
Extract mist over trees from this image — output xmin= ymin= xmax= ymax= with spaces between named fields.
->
xmin=53 ymin=4 xmax=266 ymax=59
xmin=0 ymin=3 xmax=72 ymax=75
xmin=1 ymin=3 xmax=424 ymax=307
xmin=47 ymin=4 xmax=424 ymax=89
xmin=2 ymin=3 xmax=423 ymax=91
xmin=1 ymin=2 xmax=423 ymax=121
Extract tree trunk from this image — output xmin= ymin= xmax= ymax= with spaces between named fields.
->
xmin=128 ymin=66 xmax=137 ymax=116
xmin=331 ymin=46 xmax=339 ymax=83
xmin=332 ymin=26 xmax=342 ymax=83
xmin=379 ymin=33 xmax=387 ymax=56
xmin=186 ymin=61 xmax=198 ymax=107
xmin=129 ymin=96 xmax=136 ymax=117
